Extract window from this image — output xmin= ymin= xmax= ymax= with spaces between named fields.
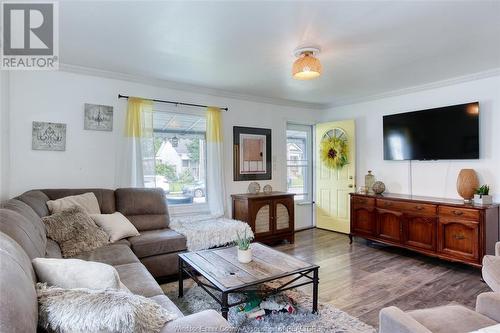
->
xmin=143 ymin=110 xmax=207 ymax=207
xmin=286 ymin=123 xmax=312 ymax=202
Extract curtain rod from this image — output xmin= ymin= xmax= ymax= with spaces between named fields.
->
xmin=118 ymin=94 xmax=228 ymax=111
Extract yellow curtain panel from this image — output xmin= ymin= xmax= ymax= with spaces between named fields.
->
xmin=206 ymin=106 xmax=222 ymax=142
xmin=125 ymin=97 xmax=153 ymax=137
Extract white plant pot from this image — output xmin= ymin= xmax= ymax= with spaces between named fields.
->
xmin=237 ymin=248 xmax=252 ymax=263
xmin=474 ymin=194 xmax=493 ymax=205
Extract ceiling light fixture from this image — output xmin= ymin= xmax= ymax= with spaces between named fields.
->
xmin=292 ymin=47 xmax=322 ymax=80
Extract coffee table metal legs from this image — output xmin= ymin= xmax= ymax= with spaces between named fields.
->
xmin=221 ymin=292 xmax=229 ymax=320
xmin=312 ymin=267 xmax=319 ymax=314
xmin=178 ymin=258 xmax=184 ymax=298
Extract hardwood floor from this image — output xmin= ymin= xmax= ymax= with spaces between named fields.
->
xmin=276 ymin=228 xmax=490 ymax=328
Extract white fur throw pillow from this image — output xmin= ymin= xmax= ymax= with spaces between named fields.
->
xmin=32 ymin=258 xmax=121 ymax=290
xmin=36 ymin=283 xmax=177 ymax=333
xmin=47 ymin=192 xmax=101 ymax=215
xmin=90 ymin=212 xmax=139 ymax=243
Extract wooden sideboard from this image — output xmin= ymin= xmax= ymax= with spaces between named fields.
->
xmin=350 ymin=193 xmax=500 ymax=267
xmin=231 ymin=192 xmax=295 ymax=244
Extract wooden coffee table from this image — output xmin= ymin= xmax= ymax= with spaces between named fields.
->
xmin=178 ymin=242 xmax=319 ymax=319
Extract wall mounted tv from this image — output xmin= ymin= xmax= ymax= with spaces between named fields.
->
xmin=383 ymin=102 xmax=479 ymax=161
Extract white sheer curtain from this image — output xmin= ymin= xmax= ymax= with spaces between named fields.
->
xmin=116 ymin=97 xmax=154 ymax=188
xmin=206 ymin=107 xmax=226 ymax=217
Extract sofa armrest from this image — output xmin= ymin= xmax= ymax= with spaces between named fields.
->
xmin=160 ymin=310 xmax=234 ymax=333
xmin=476 ymin=292 xmax=500 ymax=323
xmin=379 ymin=306 xmax=432 ymax=333
xmin=496 ymin=242 xmax=500 ymax=256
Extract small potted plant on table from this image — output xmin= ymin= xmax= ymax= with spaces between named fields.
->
xmin=474 ymin=185 xmax=493 ymax=205
xmin=236 ymin=230 xmax=253 ymax=263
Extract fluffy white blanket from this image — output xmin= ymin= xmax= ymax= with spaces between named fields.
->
xmin=170 ymin=215 xmax=254 ymax=251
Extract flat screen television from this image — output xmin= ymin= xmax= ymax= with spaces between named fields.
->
xmin=383 ymin=102 xmax=479 ymax=160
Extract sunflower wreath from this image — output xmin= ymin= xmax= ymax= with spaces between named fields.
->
xmin=320 ymin=136 xmax=348 ymax=169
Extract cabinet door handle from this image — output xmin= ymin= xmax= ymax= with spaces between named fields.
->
xmin=415 ymin=206 xmax=424 ymax=211
xmin=453 ymin=234 xmax=465 ymax=240
xmin=453 ymin=210 xmax=464 ymax=216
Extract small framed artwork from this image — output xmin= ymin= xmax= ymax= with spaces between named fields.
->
xmin=84 ymin=103 xmax=113 ymax=131
xmin=32 ymin=121 xmax=66 ymax=151
xmin=233 ymin=126 xmax=272 ymax=181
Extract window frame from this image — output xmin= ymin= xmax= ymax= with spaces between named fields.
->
xmin=286 ymin=123 xmax=313 ymax=203
xmin=150 ymin=105 xmax=210 ymax=216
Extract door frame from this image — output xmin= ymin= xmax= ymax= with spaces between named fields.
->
xmin=284 ymin=120 xmax=316 ymax=230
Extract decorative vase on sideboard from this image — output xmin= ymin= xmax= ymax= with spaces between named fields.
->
xmin=457 ymin=169 xmax=479 ymax=203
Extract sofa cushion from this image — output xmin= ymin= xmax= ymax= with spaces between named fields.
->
xmin=0 ymin=209 xmax=47 ymax=259
xmin=409 ymin=305 xmax=496 ymax=333
xmin=36 ymin=284 xmax=177 ymax=333
xmin=482 ymin=255 xmax=500 ymax=292
xmin=70 ymin=243 xmax=139 ymax=266
xmin=1 ymin=199 xmax=45 ymax=234
xmin=33 ymin=258 xmax=121 ymax=290
xmin=42 ymin=207 xmax=109 ymax=258
xmin=0 ymin=232 xmax=38 ymax=333
xmin=141 ymin=252 xmax=181 ymax=278
xmin=115 ymin=188 xmax=170 ymax=230
xmin=41 ymin=188 xmax=116 ymax=214
xmin=150 ymin=295 xmax=184 ymax=318
xmin=45 ymin=239 xmax=63 ymax=258
xmin=160 ymin=310 xmax=231 ymax=333
xmin=47 ymin=192 xmax=101 ymax=215
xmin=15 ymin=190 xmax=50 ymax=217
xmin=90 ymin=212 xmax=140 ymax=242
xmin=129 ymin=229 xmax=187 ymax=258
xmin=115 ymin=262 xmax=164 ymax=297
xmin=0 ymin=199 xmax=47 ymax=248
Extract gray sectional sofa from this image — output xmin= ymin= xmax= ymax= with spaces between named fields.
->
xmin=0 ymin=187 xmax=231 ymax=332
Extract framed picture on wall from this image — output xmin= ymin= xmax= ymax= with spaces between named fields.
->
xmin=32 ymin=121 xmax=67 ymax=151
xmin=233 ymin=126 xmax=272 ymax=181
xmin=84 ymin=103 xmax=113 ymax=131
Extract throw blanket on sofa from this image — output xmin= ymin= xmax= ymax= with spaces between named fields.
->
xmin=169 ymin=215 xmax=254 ymax=251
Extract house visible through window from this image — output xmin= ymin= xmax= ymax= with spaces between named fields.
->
xmin=144 ymin=111 xmax=207 ymax=206
xmin=286 ymin=124 xmax=312 ymax=201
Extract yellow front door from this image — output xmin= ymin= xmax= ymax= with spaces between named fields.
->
xmin=315 ymin=120 xmax=356 ymax=233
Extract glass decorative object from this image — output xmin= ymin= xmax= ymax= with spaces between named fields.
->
xmin=365 ymin=171 xmax=375 ymax=193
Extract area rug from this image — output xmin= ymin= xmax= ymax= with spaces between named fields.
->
xmin=162 ymin=281 xmax=375 ymax=333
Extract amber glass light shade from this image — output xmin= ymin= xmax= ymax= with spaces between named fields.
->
xmin=292 ymin=52 xmax=322 ymax=80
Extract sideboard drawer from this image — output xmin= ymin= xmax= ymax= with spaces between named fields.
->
xmin=352 ymin=196 xmax=375 ymax=207
xmin=439 ymin=206 xmax=480 ymax=220
xmin=376 ymin=199 xmax=436 ymax=216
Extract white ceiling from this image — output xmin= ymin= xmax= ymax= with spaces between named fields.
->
xmin=59 ymin=1 xmax=500 ymax=108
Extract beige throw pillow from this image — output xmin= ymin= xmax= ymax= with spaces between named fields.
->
xmin=32 ymin=258 xmax=121 ymax=290
xmin=42 ymin=207 xmax=109 ymax=258
xmin=36 ymin=283 xmax=177 ymax=333
xmin=90 ymin=212 xmax=139 ymax=242
xmin=47 ymin=192 xmax=101 ymax=215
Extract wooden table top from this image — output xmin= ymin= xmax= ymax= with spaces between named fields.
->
xmin=179 ymin=242 xmax=318 ymax=292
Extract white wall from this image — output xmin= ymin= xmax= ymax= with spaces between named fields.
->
xmin=323 ymin=75 xmax=500 ymax=202
xmin=7 ymin=70 xmax=319 ymax=219
xmin=0 ymin=71 xmax=9 ymax=201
